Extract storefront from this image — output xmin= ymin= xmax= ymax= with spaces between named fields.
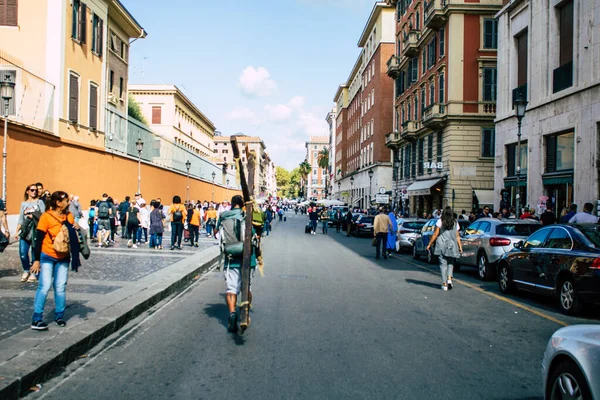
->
xmin=406 ymin=178 xmax=445 ymax=216
xmin=542 ymin=172 xmax=573 ymax=217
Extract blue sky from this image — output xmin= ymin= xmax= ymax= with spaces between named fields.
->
xmin=122 ymin=0 xmax=377 ymax=170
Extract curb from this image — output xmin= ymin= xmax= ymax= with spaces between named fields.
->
xmin=0 ymin=247 xmax=220 ymax=399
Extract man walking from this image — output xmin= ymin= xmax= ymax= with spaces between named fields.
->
xmin=95 ymin=193 xmax=112 ymax=247
xmin=540 ymin=206 xmax=557 ymax=226
xmin=309 ymin=206 xmax=319 ymax=235
xmin=118 ymin=196 xmax=130 ymax=238
xmin=373 ymin=207 xmax=392 ymax=260
xmin=320 ymin=207 xmax=329 ymax=234
xmin=345 ymin=209 xmax=354 ymax=236
xmin=334 ymin=209 xmax=342 ymax=233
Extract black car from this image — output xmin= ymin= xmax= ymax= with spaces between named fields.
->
xmin=352 ymin=215 xmax=374 ymax=236
xmin=497 ymin=224 xmax=600 ymax=315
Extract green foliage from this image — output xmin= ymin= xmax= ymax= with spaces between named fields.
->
xmin=128 ymin=93 xmax=147 ymax=124
xmin=276 ymin=166 xmax=290 ymax=189
xmin=317 ymin=147 xmax=329 ymax=170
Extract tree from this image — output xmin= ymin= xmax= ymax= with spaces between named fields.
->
xmin=317 ymin=147 xmax=329 ymax=170
xmin=298 ymin=160 xmax=312 ymax=198
xmin=128 ymin=93 xmax=147 ymax=124
xmin=275 ymin=166 xmax=290 ymax=189
xmin=288 ymin=167 xmax=301 ymax=198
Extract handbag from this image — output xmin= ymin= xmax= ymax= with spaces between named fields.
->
xmin=0 ymin=230 xmax=8 ymax=253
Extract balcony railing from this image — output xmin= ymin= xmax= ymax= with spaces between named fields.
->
xmin=402 ymin=31 xmax=420 ymax=58
xmin=553 ymin=62 xmax=573 ymax=93
xmin=481 ymin=102 xmax=496 ymax=114
xmin=401 ymin=120 xmax=418 ymax=138
xmin=424 ymin=0 xmax=447 ymax=30
xmin=386 ymin=55 xmax=401 ymax=79
xmin=422 ymin=104 xmax=447 ymax=129
xmin=385 ymin=131 xmax=401 ymax=147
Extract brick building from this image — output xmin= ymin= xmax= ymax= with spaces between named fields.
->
xmin=385 ymin=0 xmax=502 ymax=215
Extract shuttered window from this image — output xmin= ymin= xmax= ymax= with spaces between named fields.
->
xmin=507 ymin=142 xmax=528 ymax=176
xmin=92 ymin=14 xmax=103 ymax=56
xmin=68 ymin=73 xmax=79 ymax=123
xmin=427 ymin=134 xmax=433 ymax=173
xmin=80 ymin=3 xmax=86 ymax=44
xmin=483 ymin=67 xmax=497 ymax=101
xmin=546 ymin=132 xmax=574 ymax=172
xmin=0 ymin=0 xmax=18 ymax=26
xmin=417 ymin=138 xmax=424 ymax=175
xmin=89 ymin=84 xmax=97 ymax=130
xmin=439 ymin=27 xmax=445 ymax=57
xmin=436 ymin=131 xmax=442 ymax=165
xmin=558 ymin=1 xmax=573 ymax=66
xmin=0 ymin=71 xmax=16 ymax=115
xmin=71 ymin=0 xmax=86 ymax=43
xmin=119 ymin=77 xmax=123 ymax=98
xmin=152 ymin=106 xmax=161 ymax=124
xmin=109 ymin=70 xmax=114 ymax=92
xmin=438 ymin=73 xmax=444 ymax=103
xmin=411 ymin=142 xmax=417 ymax=177
xmin=516 ymin=31 xmax=528 ymax=86
xmin=484 ymin=19 xmax=498 ymax=49
xmin=481 ymin=128 xmax=495 ymax=158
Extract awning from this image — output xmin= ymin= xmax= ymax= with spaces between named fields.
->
xmin=407 ymin=178 xmax=443 ymax=196
xmin=503 ymin=179 xmax=527 ymax=187
xmin=474 ymin=190 xmax=494 ymax=206
xmin=542 ymin=173 xmax=573 ymax=186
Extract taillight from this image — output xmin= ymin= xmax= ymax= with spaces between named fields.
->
xmin=591 ymin=258 xmax=600 ymax=270
xmin=490 ymin=237 xmax=512 ymax=246
xmin=357 ymin=223 xmax=364 ymax=227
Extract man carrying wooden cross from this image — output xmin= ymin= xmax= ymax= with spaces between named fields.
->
xmin=214 ymin=194 xmax=258 ymax=333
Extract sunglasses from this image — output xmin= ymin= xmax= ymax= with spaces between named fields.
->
xmin=28 ymin=188 xmax=38 ymax=192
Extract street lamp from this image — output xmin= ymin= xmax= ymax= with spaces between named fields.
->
xmin=514 ymin=94 xmax=528 ymax=218
xmin=337 ymin=181 xmax=341 ymax=200
xmin=368 ymin=168 xmax=374 ymax=208
xmin=211 ymin=171 xmax=216 ymax=203
xmin=136 ymin=138 xmax=144 ymax=194
xmin=350 ymin=176 xmax=354 ymax=207
xmin=185 ymin=160 xmax=191 ymax=203
xmin=1 ymin=74 xmax=15 ymax=205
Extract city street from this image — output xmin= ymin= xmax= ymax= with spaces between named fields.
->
xmin=33 ymin=213 xmax=599 ymax=400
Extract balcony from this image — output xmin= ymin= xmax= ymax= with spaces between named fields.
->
xmin=480 ymin=102 xmax=496 ymax=114
xmin=424 ymin=0 xmax=447 ymax=30
xmin=386 ymin=55 xmax=401 ymax=79
xmin=385 ymin=131 xmax=401 ymax=147
xmin=401 ymin=120 xmax=418 ymax=138
xmin=553 ymin=62 xmax=573 ymax=93
xmin=422 ymin=104 xmax=447 ymax=129
xmin=512 ymin=83 xmax=527 ymax=107
xmin=401 ymin=31 xmax=421 ymax=58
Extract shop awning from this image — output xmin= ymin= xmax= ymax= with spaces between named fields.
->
xmin=407 ymin=178 xmax=443 ymax=196
xmin=474 ymin=189 xmax=494 ymax=206
xmin=542 ymin=174 xmax=573 ymax=185
xmin=503 ymin=179 xmax=527 ymax=187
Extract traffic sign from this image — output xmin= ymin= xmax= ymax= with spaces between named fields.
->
xmin=375 ymin=194 xmax=390 ymax=204
xmin=378 ymin=187 xmax=386 ymax=194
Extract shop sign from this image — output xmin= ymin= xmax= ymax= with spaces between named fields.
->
xmin=424 ymin=161 xmax=443 ymax=169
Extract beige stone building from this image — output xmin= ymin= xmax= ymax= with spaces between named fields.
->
xmin=305 ymin=136 xmax=329 ymax=201
xmin=128 ymin=84 xmax=215 ymax=158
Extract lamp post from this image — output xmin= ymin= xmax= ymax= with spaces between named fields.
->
xmin=185 ymin=160 xmax=191 ymax=203
xmin=1 ymin=74 xmax=15 ymax=205
xmin=513 ymin=94 xmax=528 ymax=218
xmin=350 ymin=176 xmax=354 ymax=208
xmin=337 ymin=181 xmax=341 ymax=200
xmin=211 ymin=171 xmax=216 ymax=203
xmin=368 ymin=168 xmax=374 ymax=208
xmin=136 ymin=138 xmax=144 ymax=195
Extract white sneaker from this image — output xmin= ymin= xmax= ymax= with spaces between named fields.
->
xmin=132 ymin=244 xmax=138 ymax=249
xmin=447 ymin=279 xmax=453 ymax=290
xmin=127 ymin=240 xmax=132 ymax=248
xmin=442 ymin=284 xmax=448 ymax=291
xmin=20 ymin=272 xmax=30 ymax=282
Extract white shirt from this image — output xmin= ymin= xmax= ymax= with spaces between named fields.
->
xmin=436 ymin=219 xmax=460 ymax=231
xmin=569 ymin=212 xmax=599 ymax=223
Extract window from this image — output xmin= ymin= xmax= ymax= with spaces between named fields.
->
xmin=415 ymin=11 xmax=420 ymax=30
xmin=396 ymin=72 xmax=405 ymax=97
xmin=371 ymin=89 xmax=374 ymax=107
xmin=404 ymin=145 xmax=411 ymax=178
xmin=422 ymin=51 xmax=426 ymax=75
xmin=427 ymin=38 xmax=436 ymax=68
xmin=417 ymin=138 xmax=424 ymax=175
xmin=546 ymin=132 xmax=574 ymax=172
xmin=420 ymin=86 xmax=425 ymax=117
xmin=439 ymin=27 xmax=445 ymax=57
xmin=414 ymin=95 xmax=418 ymax=120
xmin=119 ymin=77 xmax=123 ymax=98
xmin=516 ymin=31 xmax=528 ymax=86
xmin=506 ymin=142 xmax=528 ymax=176
xmin=427 ymin=134 xmax=433 ymax=172
xmin=89 ymin=83 xmax=97 ymax=130
xmin=483 ymin=67 xmax=497 ymax=101
xmin=407 ymin=102 xmax=411 ymax=121
xmin=0 ymin=0 xmax=18 ymax=26
xmin=71 ymin=0 xmax=86 ymax=43
xmin=213 ymin=149 xmax=218 ymax=153
xmin=109 ymin=70 xmax=114 ymax=92
xmin=481 ymin=128 xmax=495 ymax=158
xmin=152 ymin=106 xmax=161 ymax=124
xmin=483 ymin=19 xmax=498 ymax=49
xmin=411 ymin=142 xmax=417 ymax=177
xmin=68 ymin=73 xmax=79 ymax=123
xmin=436 ymin=131 xmax=442 ymax=165
xmin=120 ymin=40 xmax=126 ymax=60
xmin=438 ymin=73 xmax=444 ymax=103
xmin=222 ymin=149 xmax=228 ymax=154
xmin=545 ymin=228 xmax=573 ymax=250
xmin=554 ymin=0 xmax=574 ymax=93
xmin=410 ymin=57 xmax=418 ymax=83
xmin=0 ymin=72 xmax=16 ymax=115
xmin=91 ymin=14 xmax=103 ymax=56
xmin=429 ymin=81 xmax=435 ymax=105
xmin=524 ymin=228 xmax=551 ymax=249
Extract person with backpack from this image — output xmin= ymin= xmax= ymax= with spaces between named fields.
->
xmin=426 ymin=206 xmax=463 ymax=291
xmin=264 ymin=206 xmax=274 ymax=236
xmin=278 ymin=207 xmax=284 ymax=222
xmin=95 ymin=194 xmax=112 ymax=248
xmin=149 ymin=200 xmax=164 ymax=249
xmin=15 ymin=183 xmax=46 ymax=283
xmin=29 ymin=191 xmax=80 ymax=330
xmin=214 ymin=195 xmax=258 ymax=333
xmin=87 ymin=200 xmax=96 ymax=241
xmin=187 ymin=203 xmax=201 ymax=247
xmin=118 ymin=196 xmax=130 ymax=238
xmin=169 ymin=196 xmax=187 ymax=250
xmin=204 ymin=205 xmax=218 ymax=238
xmin=126 ymin=200 xmax=141 ymax=249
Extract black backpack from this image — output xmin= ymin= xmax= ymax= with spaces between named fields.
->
xmin=172 ymin=206 xmax=183 ymax=222
xmin=98 ymin=201 xmax=110 ymax=218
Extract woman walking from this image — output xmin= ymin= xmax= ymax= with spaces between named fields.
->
xmin=15 ymin=184 xmax=46 ymax=283
xmin=204 ymin=205 xmax=217 ymax=238
xmin=386 ymin=208 xmax=398 ymax=257
xmin=169 ymin=196 xmax=187 ymax=250
xmin=149 ymin=200 xmax=164 ymax=249
xmin=126 ymin=200 xmax=140 ymax=249
xmin=426 ymin=206 xmax=463 ymax=291
xmin=29 ymin=191 xmax=79 ymax=330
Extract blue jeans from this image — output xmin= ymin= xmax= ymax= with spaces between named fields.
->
xmin=137 ymin=227 xmax=148 ymax=243
xmin=19 ymin=239 xmax=33 ymax=272
xmin=171 ymin=222 xmax=184 ymax=247
xmin=206 ymin=223 xmax=213 ymax=237
xmin=150 ymin=233 xmax=163 ymax=248
xmin=322 ymin=220 xmax=328 ymax=234
xmin=264 ymin=221 xmax=271 ymax=236
xmin=32 ymin=253 xmax=69 ymax=322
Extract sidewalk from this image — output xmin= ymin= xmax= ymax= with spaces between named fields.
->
xmin=0 ymin=233 xmax=220 ymax=399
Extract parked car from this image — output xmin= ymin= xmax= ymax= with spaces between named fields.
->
xmin=459 ymin=218 xmax=542 ymax=280
xmin=497 ymin=223 xmax=600 ymax=314
xmin=542 ymin=324 xmax=600 ymax=399
xmin=328 ymin=206 xmax=349 ymax=227
xmin=395 ymin=219 xmax=426 ymax=253
xmin=413 ymin=218 xmax=471 ymax=264
xmin=352 ymin=214 xmax=374 ymax=236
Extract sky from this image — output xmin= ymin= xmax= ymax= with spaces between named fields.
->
xmin=121 ymin=0 xmax=378 ymax=170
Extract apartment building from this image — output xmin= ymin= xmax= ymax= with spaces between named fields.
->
xmin=305 ymin=136 xmax=329 ymax=201
xmin=325 ymin=107 xmax=337 ymax=198
xmin=333 ymin=2 xmax=396 ymax=209
xmin=494 ymin=0 xmax=600 ymax=217
xmin=213 ymin=135 xmax=270 ymax=199
xmin=128 ymin=84 xmax=215 ymax=158
xmin=385 ymin=0 xmax=502 ymax=215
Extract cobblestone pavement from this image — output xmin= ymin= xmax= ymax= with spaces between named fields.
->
xmin=0 ymin=230 xmax=220 ymax=341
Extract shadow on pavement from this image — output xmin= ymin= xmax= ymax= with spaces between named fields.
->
xmin=405 ymin=278 xmax=442 ymax=290
xmin=204 ymin=303 xmax=229 ymax=329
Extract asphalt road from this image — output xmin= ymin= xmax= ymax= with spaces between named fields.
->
xmin=35 ymin=213 xmax=599 ymax=400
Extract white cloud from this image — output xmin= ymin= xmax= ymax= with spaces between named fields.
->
xmin=225 ymin=107 xmax=255 ymax=120
xmin=288 ymin=96 xmax=305 ymax=109
xmin=238 ymin=66 xmax=277 ymax=97
xmin=264 ymin=104 xmax=293 ymax=122
xmin=297 ymin=112 xmax=328 ymax=136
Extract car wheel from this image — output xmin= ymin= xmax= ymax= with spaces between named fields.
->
xmin=558 ymin=276 xmax=582 ymax=315
xmin=497 ymin=263 xmax=515 ymax=294
xmin=427 ymin=248 xmax=435 ymax=264
xmin=412 ymin=244 xmax=420 ymax=260
xmin=546 ymin=359 xmax=592 ymax=400
xmin=478 ymin=253 xmax=493 ymax=281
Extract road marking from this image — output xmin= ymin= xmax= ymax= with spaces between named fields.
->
xmin=390 ymin=254 xmax=569 ymax=327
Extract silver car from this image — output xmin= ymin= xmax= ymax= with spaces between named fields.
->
xmin=395 ymin=218 xmax=426 ymax=252
xmin=459 ymin=218 xmax=541 ymax=281
xmin=542 ymin=324 xmax=600 ymax=400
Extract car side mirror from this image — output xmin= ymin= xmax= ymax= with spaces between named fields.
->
xmin=514 ymin=240 xmax=523 ymax=250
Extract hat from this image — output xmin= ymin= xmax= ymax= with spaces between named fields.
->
xmin=137 ymin=198 xmax=146 ymax=206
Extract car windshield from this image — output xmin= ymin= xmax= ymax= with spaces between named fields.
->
xmin=580 ymin=226 xmax=600 ymax=247
xmin=403 ymin=222 xmax=425 ymax=230
xmin=496 ymin=224 xmax=541 ymax=236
